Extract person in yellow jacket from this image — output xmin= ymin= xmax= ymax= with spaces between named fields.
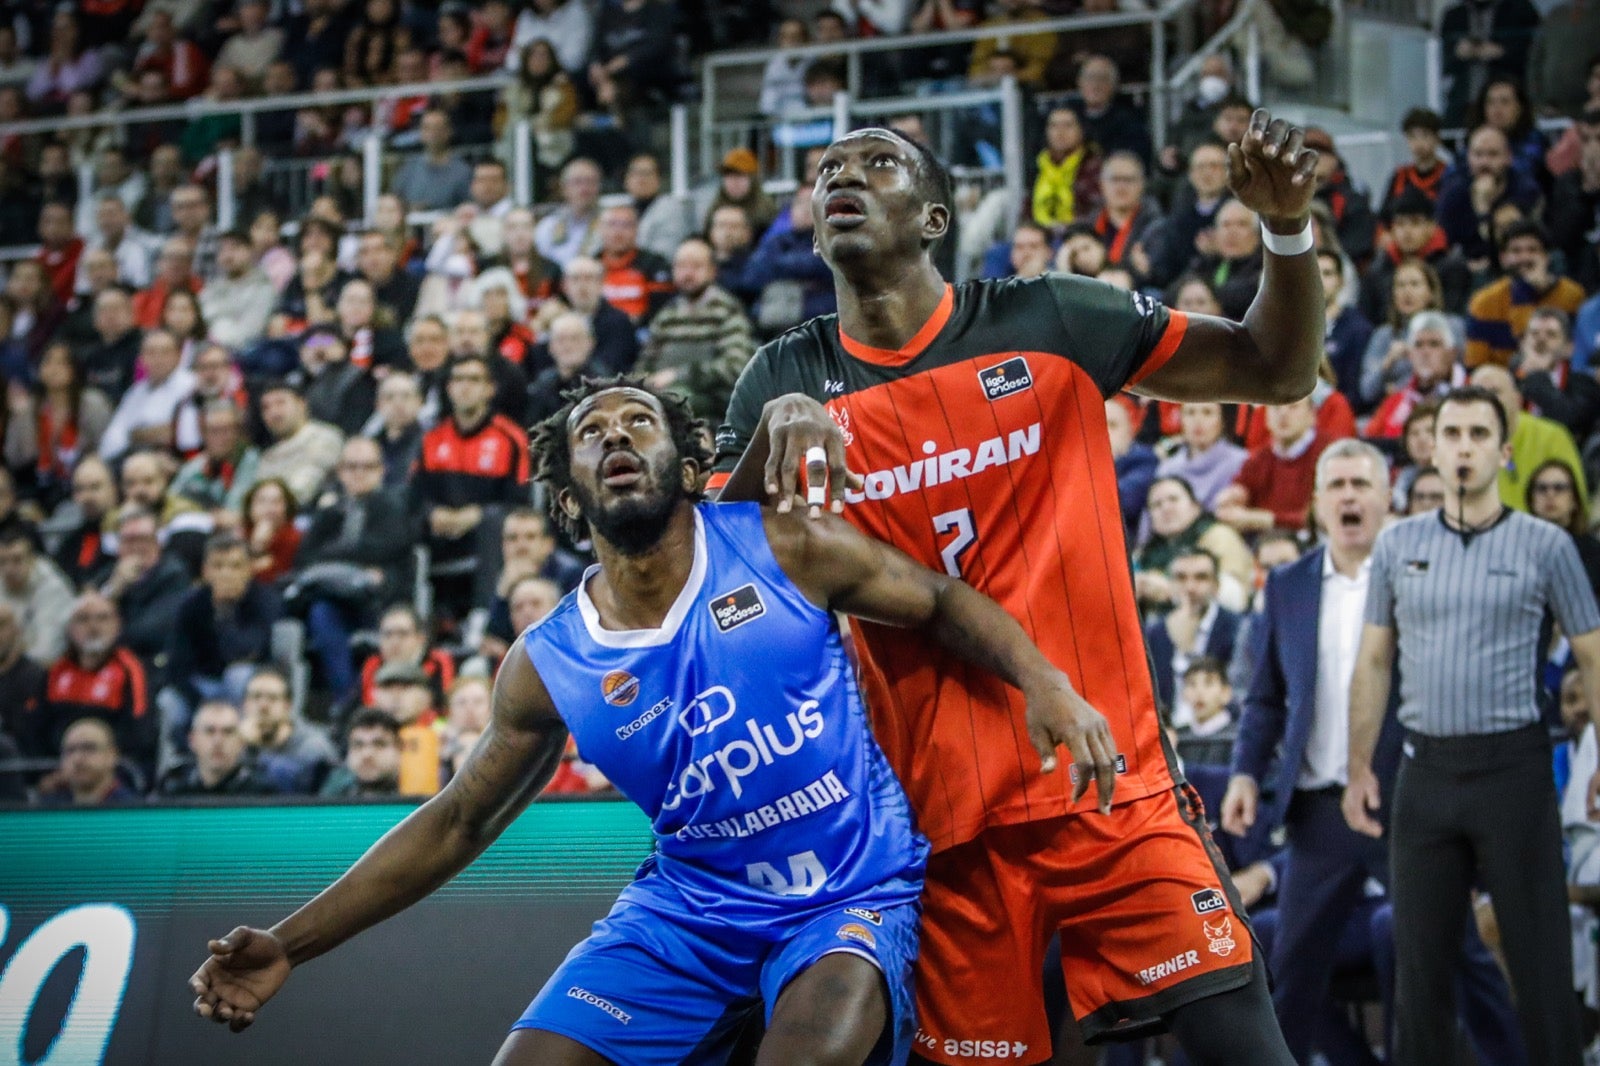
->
xmin=1031 ymin=106 xmax=1103 ymax=230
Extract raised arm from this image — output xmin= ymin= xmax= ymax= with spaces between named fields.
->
xmin=765 ymin=507 xmax=1121 ymax=811
xmin=1130 ymin=110 xmax=1324 ymax=406
xmin=1341 ymin=622 xmax=1397 ymax=838
xmin=190 ymin=648 xmax=568 ymax=1031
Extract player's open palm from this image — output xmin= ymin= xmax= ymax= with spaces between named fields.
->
xmin=190 ymin=926 xmax=292 ymax=1032
xmin=1024 ymin=678 xmax=1120 ymax=814
xmin=1226 ymin=108 xmax=1319 ymax=221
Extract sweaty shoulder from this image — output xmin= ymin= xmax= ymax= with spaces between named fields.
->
xmin=963 ymin=274 xmax=1181 ymax=398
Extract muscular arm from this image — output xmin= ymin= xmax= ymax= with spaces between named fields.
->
xmin=1130 ymin=112 xmax=1324 ymax=406
xmin=1342 ymin=623 xmax=1396 ymax=837
xmin=271 ymin=649 xmax=567 ymax=967
xmin=764 ymin=507 xmax=1120 ymax=806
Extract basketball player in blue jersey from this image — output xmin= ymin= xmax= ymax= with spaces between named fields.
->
xmin=189 ymin=378 xmax=1119 ymax=1066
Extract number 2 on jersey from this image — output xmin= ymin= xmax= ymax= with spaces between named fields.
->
xmin=933 ymin=509 xmax=976 ymax=578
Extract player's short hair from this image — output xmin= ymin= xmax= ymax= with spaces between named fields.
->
xmin=531 ymin=376 xmax=713 ymax=544
xmin=876 ymin=127 xmax=954 ymax=253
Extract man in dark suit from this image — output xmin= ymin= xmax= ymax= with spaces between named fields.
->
xmin=1221 ymin=439 xmax=1522 ymax=1065
xmin=1144 ymin=546 xmax=1241 ymax=724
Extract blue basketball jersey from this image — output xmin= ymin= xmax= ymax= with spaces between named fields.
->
xmin=524 ymin=502 xmax=928 ymax=923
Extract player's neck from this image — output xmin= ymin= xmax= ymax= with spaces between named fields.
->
xmin=835 ymin=259 xmax=947 ymax=352
xmin=588 ymin=504 xmax=699 ymax=631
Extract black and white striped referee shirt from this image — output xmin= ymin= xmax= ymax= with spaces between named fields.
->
xmin=1365 ymin=509 xmax=1600 ymax=736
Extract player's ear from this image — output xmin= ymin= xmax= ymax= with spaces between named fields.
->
xmin=556 ymin=487 xmax=582 ymax=524
xmin=680 ymin=456 xmax=701 ymax=493
xmin=923 ymin=203 xmax=949 ymax=243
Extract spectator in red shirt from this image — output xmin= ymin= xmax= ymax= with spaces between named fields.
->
xmin=132 ymin=237 xmax=200 ymax=330
xmin=130 ymin=9 xmax=210 ymax=100
xmin=241 ymin=478 xmax=303 ymax=585
xmin=1215 ymin=398 xmax=1332 ymax=534
xmin=1367 ymin=311 xmax=1467 ymax=439
xmin=467 ymin=0 xmax=517 ymax=72
xmin=415 ymin=353 xmax=531 ymax=618
xmin=35 ymin=202 xmax=84 ymax=307
xmin=596 ymin=201 xmax=673 ymax=324
xmin=357 ymin=603 xmax=457 ymax=709
xmin=36 ymin=591 xmax=153 ymax=770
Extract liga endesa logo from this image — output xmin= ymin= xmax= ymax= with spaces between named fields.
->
xmin=601 ymin=670 xmax=640 ymax=707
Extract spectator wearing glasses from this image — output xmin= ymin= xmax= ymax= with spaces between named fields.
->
xmin=1526 ymin=458 xmax=1600 ymax=600
xmin=38 ymin=718 xmax=136 ymax=805
xmin=37 ymin=592 xmax=153 ymax=771
xmin=241 ymin=665 xmax=337 ymax=794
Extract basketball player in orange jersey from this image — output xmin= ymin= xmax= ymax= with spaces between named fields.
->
xmin=710 ymin=110 xmax=1322 ymax=1064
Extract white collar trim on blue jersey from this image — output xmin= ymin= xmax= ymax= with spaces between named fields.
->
xmin=575 ymin=509 xmax=708 ymax=648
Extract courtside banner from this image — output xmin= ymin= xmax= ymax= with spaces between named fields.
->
xmin=0 ymin=799 xmax=652 ymax=1065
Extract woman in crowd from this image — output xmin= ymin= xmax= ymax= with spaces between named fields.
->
xmin=1527 ymin=458 xmax=1600 ymax=598
xmin=161 ymin=288 xmax=208 ymax=369
xmin=1360 ymin=257 xmax=1460 ymax=408
xmin=502 ymin=39 xmax=578 ymax=197
xmin=251 ymin=208 xmax=297 ymax=292
xmin=242 ymin=477 xmax=303 ymax=585
xmin=1391 ymin=400 xmax=1440 ymax=513
xmin=1468 ymin=77 xmax=1548 ymax=185
xmin=1134 ymin=475 xmax=1254 ymax=614
xmin=4 ymin=341 xmax=112 ymax=509
xmin=1152 ymin=402 xmax=1248 ymax=512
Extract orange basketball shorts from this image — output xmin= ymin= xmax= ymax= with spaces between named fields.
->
xmin=910 ymin=783 xmax=1256 ymax=1065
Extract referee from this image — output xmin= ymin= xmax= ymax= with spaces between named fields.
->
xmin=1342 ymin=385 xmax=1600 ymax=1066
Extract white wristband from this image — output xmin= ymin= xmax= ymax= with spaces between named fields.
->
xmin=1260 ymin=220 xmax=1314 ymax=256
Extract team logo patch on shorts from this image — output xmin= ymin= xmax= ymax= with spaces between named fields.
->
xmin=843 ymin=906 xmax=883 ymax=926
xmin=1202 ymin=916 xmax=1236 ymax=957
xmin=1067 ymin=753 xmax=1127 ymax=784
xmin=1190 ymin=888 xmax=1227 ymax=915
xmin=836 ymin=922 xmax=877 ymax=949
xmin=977 ymin=357 xmax=1034 ymax=401
xmin=710 ymin=585 xmax=766 ymax=633
xmin=601 ymin=670 xmax=640 ymax=707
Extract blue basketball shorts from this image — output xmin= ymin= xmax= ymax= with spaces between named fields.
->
xmin=513 ymin=881 xmax=921 ymax=1065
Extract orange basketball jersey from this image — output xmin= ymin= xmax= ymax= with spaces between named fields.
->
xmin=714 ymin=276 xmax=1189 ymax=852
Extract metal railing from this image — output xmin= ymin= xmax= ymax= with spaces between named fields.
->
xmin=698 ymin=0 xmax=1267 ymax=176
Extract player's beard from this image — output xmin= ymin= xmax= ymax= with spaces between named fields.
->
xmin=574 ymin=452 xmax=683 ymax=557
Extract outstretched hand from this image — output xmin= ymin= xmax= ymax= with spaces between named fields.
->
xmin=1024 ymin=676 xmax=1120 ymax=814
xmin=1227 ymin=108 xmax=1320 ymax=224
xmin=190 ymin=926 xmax=292 ymax=1033
xmin=761 ymin=395 xmax=863 ymax=517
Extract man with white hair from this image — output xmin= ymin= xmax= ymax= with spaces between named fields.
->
xmin=1073 ymin=54 xmax=1152 ymax=164
xmin=1367 ymin=311 xmax=1468 ymax=439
xmin=40 ymin=592 xmax=155 ymax=770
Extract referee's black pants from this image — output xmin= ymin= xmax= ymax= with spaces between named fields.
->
xmin=1389 ymin=723 xmax=1581 ymax=1066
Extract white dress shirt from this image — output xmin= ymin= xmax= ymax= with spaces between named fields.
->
xmin=1300 ymin=551 xmax=1371 ymax=789
xmin=98 ymin=368 xmax=197 ymax=461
